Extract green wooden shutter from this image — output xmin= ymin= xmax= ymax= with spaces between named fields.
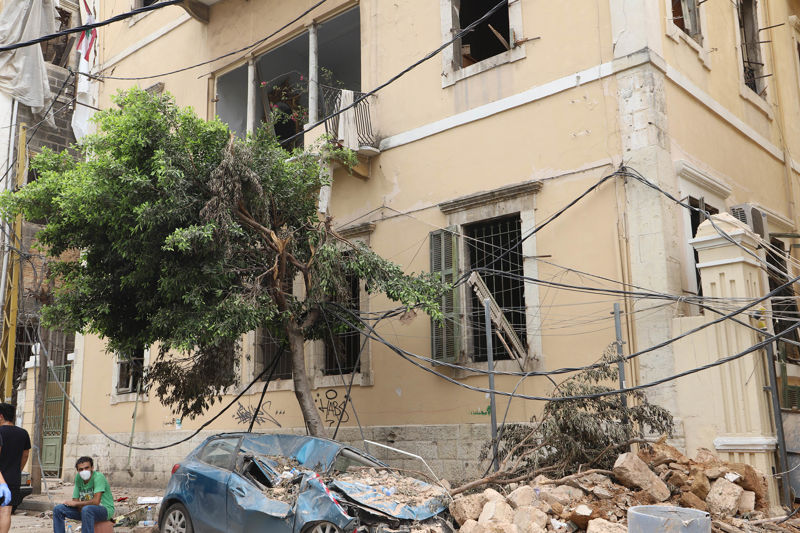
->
xmin=430 ymin=227 xmax=460 ymax=363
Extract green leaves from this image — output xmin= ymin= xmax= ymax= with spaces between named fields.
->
xmin=6 ymin=88 xmax=444 ymax=420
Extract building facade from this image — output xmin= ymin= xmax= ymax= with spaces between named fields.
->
xmin=18 ymin=0 xmax=799 ymax=503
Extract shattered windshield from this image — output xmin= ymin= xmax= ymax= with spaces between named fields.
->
xmin=331 ymin=449 xmax=381 ymax=474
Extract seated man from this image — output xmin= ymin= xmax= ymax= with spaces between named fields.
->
xmin=52 ymin=457 xmax=114 ymax=533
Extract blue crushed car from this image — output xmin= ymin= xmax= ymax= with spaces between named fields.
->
xmin=158 ymin=433 xmax=451 ymax=533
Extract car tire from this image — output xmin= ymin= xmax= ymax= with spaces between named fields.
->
xmin=305 ymin=522 xmax=343 ymax=533
xmin=160 ymin=502 xmax=194 ymax=533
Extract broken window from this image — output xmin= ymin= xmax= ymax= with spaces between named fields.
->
xmin=688 ymin=196 xmax=719 ymax=298
xmin=215 ymin=7 xmax=360 ymax=146
xmin=738 ymin=0 xmax=765 ymax=94
xmin=465 ymin=215 xmax=526 ymax=362
xmin=456 ymin=0 xmax=511 ymax=67
xmin=323 ymin=273 xmax=361 ymax=375
xmin=116 ymin=347 xmax=144 ymax=394
xmin=255 ymin=327 xmax=292 ymax=381
xmin=671 ymin=0 xmax=702 ymax=43
xmin=41 ymin=6 xmax=77 ymax=67
xmin=198 ymin=437 xmax=239 ymax=470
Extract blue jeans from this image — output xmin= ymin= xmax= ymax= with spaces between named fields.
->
xmin=53 ymin=503 xmax=108 ymax=533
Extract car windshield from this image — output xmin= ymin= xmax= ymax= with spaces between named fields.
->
xmin=331 ymin=449 xmax=381 ymax=474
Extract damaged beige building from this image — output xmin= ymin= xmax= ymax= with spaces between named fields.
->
xmin=12 ymin=0 xmax=800 ymax=508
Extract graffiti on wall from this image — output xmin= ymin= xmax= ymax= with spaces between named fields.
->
xmin=232 ymin=401 xmax=284 ymax=427
xmin=315 ymin=389 xmax=350 ymax=426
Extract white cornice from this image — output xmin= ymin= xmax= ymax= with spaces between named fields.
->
xmin=675 ymin=160 xmax=733 ymax=200
xmin=714 ymin=436 xmax=776 ymax=452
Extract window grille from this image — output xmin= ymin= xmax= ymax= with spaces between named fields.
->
xmin=324 ymin=274 xmax=362 ymax=375
xmin=466 ymin=215 xmax=526 ymax=362
xmin=738 ymin=0 xmax=764 ymax=93
xmin=255 ymin=327 xmax=292 ymax=381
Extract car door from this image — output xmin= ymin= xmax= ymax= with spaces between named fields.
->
xmin=226 ymin=464 xmax=294 ymax=533
xmin=184 ymin=436 xmax=241 ymax=533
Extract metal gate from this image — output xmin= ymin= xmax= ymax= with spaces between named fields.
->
xmin=42 ymin=365 xmax=70 ymax=477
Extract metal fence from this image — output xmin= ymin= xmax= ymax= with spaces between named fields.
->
xmin=320 ymin=86 xmax=379 ymax=149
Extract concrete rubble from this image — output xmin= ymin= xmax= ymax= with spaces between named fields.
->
xmin=447 ymin=443 xmax=800 ymax=533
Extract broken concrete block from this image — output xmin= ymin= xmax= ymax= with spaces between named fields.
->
xmin=706 ymin=478 xmax=744 ymax=516
xmin=592 ymin=486 xmax=614 ymax=500
xmin=542 ymin=485 xmax=584 ymax=505
xmin=478 ymin=499 xmax=515 ymax=525
xmin=666 ymin=470 xmax=688 ymax=488
xmin=568 ymin=504 xmax=594 ymax=530
xmin=704 ymin=466 xmax=726 ymax=480
xmin=483 ymin=488 xmax=505 ymax=503
xmin=481 ymin=522 xmax=518 ymax=533
xmin=586 ymin=518 xmax=627 ymax=533
xmin=450 ymin=494 xmax=486 ymax=526
xmin=513 ymin=505 xmax=548 ymax=532
xmin=693 ymin=448 xmax=719 ymax=464
xmin=612 ymin=452 xmax=670 ymax=502
xmin=737 ymin=490 xmax=755 ymax=514
xmin=727 ymin=463 xmax=767 ymax=509
xmin=688 ymin=469 xmax=711 ymax=501
xmin=459 ymin=520 xmax=483 ymax=533
xmin=507 ymin=485 xmax=537 ymax=508
xmin=679 ymin=491 xmax=708 ymax=512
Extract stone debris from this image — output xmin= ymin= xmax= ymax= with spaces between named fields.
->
xmin=448 ymin=444 xmax=800 ymax=532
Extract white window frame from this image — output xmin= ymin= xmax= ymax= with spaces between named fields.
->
xmin=676 ymin=160 xmax=732 ymax=298
xmin=439 ymin=182 xmax=542 ymax=376
xmin=311 ymin=222 xmax=374 ymax=389
xmin=664 ymin=0 xmax=711 ymax=69
xmin=111 ymin=347 xmax=150 ymax=404
xmin=241 ymin=327 xmax=294 ymax=393
xmin=733 ymin=0 xmax=773 ymax=118
xmin=439 ymin=0 xmax=526 ymax=88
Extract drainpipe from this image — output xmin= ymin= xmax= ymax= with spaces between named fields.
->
xmin=246 ymin=58 xmax=256 ymax=136
xmin=308 ymin=22 xmax=318 ymax=126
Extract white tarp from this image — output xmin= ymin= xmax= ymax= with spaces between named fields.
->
xmin=0 ymin=0 xmax=56 ymax=120
xmin=72 ymin=0 xmax=98 ymax=140
xmin=336 ymin=89 xmax=358 ymax=152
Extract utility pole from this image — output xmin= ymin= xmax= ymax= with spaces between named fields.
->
xmin=484 ymin=298 xmax=498 ymax=472
xmin=31 ymin=329 xmax=50 ymax=494
xmin=764 ymin=341 xmax=792 ymax=508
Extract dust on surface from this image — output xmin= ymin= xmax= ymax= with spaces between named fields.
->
xmin=335 ymin=468 xmax=448 ymax=510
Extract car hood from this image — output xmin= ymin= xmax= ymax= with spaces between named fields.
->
xmin=331 ymin=472 xmax=448 ymax=521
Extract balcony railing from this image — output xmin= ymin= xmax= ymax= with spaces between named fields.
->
xmin=321 ymin=86 xmax=379 ymax=151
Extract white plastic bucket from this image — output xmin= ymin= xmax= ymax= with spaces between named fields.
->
xmin=628 ymin=505 xmax=711 ymax=533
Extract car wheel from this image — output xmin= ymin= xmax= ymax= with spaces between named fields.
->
xmin=161 ymin=502 xmax=193 ymax=533
xmin=306 ymin=522 xmax=343 ymax=533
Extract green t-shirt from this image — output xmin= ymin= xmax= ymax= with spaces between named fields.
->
xmin=72 ymin=471 xmax=114 ymax=518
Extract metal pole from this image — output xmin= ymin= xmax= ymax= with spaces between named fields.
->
xmin=246 ymin=58 xmax=256 ymax=135
xmin=484 ymin=298 xmax=498 ymax=472
xmin=613 ymin=303 xmax=627 ymax=411
xmin=307 ymin=22 xmax=319 ymax=126
xmin=765 ymin=342 xmax=792 ymax=508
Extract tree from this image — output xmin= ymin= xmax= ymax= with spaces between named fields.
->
xmin=3 ymin=89 xmax=443 ymax=435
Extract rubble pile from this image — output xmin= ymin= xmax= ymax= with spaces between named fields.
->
xmin=449 ymin=442 xmax=800 ymax=533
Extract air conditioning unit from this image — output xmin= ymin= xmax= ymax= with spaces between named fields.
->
xmin=729 ymin=203 xmax=767 ymax=239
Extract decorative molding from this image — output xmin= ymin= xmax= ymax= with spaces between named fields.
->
xmin=439 ymin=180 xmax=543 ymax=214
xmin=714 ymin=435 xmax=777 ymax=452
xmin=338 ymin=221 xmax=376 ymax=239
xmin=695 ymin=257 xmax=761 ymax=269
xmin=690 ymin=229 xmax=755 ymax=252
xmin=675 ymin=160 xmax=732 ymax=199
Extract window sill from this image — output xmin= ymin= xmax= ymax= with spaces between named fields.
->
xmin=442 ymin=46 xmax=526 ymax=88
xmin=110 ymin=391 xmax=149 ymax=405
xmin=452 ymin=358 xmax=534 ymax=380
xmin=312 ymin=371 xmax=373 ymax=389
xmin=666 ymin=24 xmax=711 ymax=70
xmin=739 ymin=83 xmax=773 ymax=120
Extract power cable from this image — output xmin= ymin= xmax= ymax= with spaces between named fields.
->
xmin=277 ymin=0 xmax=510 ymax=148
xmin=35 ymin=322 xmax=290 ymax=450
xmin=79 ymin=0 xmax=330 ymax=81
xmin=247 ymin=341 xmax=285 ymax=433
xmin=0 ymin=0 xmax=184 ymax=53
xmin=329 ymin=302 xmax=800 ymax=402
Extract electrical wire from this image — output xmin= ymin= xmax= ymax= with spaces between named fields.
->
xmin=0 ymin=0 xmax=184 ymax=53
xmin=78 ymin=0 xmax=331 ymax=82
xmin=276 ymin=0 xmax=511 ymax=148
xmin=328 ymin=302 xmax=800 ymax=402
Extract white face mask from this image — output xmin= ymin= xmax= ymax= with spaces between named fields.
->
xmin=79 ymin=470 xmax=92 ymax=481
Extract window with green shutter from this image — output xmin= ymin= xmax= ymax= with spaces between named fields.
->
xmin=430 ymin=227 xmax=460 ymax=362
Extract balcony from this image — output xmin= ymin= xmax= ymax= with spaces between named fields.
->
xmin=320 ymin=86 xmax=379 ymax=157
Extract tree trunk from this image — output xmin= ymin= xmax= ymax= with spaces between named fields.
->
xmin=286 ymin=322 xmax=328 ymax=437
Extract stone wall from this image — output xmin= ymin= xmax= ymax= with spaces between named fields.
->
xmin=63 ymin=423 xmax=491 ymax=487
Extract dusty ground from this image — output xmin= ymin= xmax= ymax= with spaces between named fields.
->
xmin=11 ymin=482 xmax=164 ymax=533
